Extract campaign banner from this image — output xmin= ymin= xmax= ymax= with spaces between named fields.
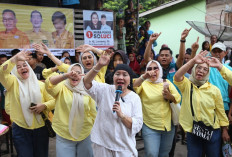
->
xmin=83 ymin=10 xmax=114 ymax=49
xmin=0 ymin=49 xmax=75 ymax=57
xmin=0 ymin=3 xmax=75 ymax=56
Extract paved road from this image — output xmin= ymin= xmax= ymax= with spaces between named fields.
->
xmin=1 ymin=136 xmax=187 ymax=157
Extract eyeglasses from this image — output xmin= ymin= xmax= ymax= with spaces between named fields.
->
xmin=3 ymin=18 xmax=14 ymax=22
xmin=196 ymin=66 xmax=208 ymax=73
xmin=147 ymin=66 xmax=159 ymax=71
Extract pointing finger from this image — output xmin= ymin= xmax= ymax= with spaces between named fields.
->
xmin=196 ymin=36 xmax=199 ymax=43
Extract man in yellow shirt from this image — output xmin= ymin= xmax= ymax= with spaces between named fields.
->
xmin=26 ymin=10 xmax=54 ymax=48
xmin=51 ymin=11 xmax=74 ymax=49
xmin=0 ymin=9 xmax=30 ymax=49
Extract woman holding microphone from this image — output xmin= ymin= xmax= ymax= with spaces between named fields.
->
xmin=83 ymin=52 xmax=143 ymax=156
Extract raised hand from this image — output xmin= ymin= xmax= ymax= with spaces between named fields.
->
xmin=207 ymin=57 xmax=223 ymax=70
xmin=191 ymin=37 xmax=199 ymax=52
xmin=193 ymin=50 xmax=208 ymax=64
xmin=66 ymin=70 xmax=85 ymax=80
xmin=76 ymin=44 xmax=94 ymax=53
xmin=32 ymin=43 xmax=50 ymax=55
xmin=149 ymin=32 xmax=161 ymax=42
xmin=98 ymin=52 xmax=111 ymax=67
xmin=15 ymin=49 xmax=32 ymax=62
xmin=181 ymin=28 xmax=192 ymax=40
xmin=143 ymin=70 xmax=155 ymax=80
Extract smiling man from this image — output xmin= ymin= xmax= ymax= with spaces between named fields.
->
xmin=209 ymin=42 xmax=232 ymax=113
xmin=26 ymin=10 xmax=54 ymax=48
xmin=0 ymin=9 xmax=30 ymax=48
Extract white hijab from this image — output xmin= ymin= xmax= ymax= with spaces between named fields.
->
xmin=11 ymin=61 xmax=42 ymax=127
xmin=63 ymin=63 xmax=88 ymax=139
xmin=146 ymin=60 xmax=163 ymax=84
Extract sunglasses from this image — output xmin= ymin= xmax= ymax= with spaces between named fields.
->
xmin=147 ymin=66 xmax=159 ymax=71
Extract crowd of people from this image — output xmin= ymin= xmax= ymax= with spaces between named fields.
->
xmin=1 ymin=15 xmax=232 ymax=157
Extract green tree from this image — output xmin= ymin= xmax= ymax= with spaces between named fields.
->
xmin=103 ymin=0 xmax=172 ymax=24
xmin=104 ymin=0 xmax=171 ymax=17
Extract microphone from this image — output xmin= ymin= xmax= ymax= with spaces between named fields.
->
xmin=113 ymin=85 xmax=122 ymax=113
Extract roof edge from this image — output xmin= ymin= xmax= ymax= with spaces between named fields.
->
xmin=139 ymin=0 xmax=186 ymax=17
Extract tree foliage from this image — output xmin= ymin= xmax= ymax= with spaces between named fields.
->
xmin=103 ymin=0 xmax=172 ymax=19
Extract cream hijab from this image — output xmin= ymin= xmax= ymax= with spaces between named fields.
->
xmin=63 ymin=63 xmax=88 ymax=139
xmin=146 ymin=60 xmax=163 ymax=83
xmin=11 ymin=61 xmax=42 ymax=127
xmin=189 ymin=63 xmax=210 ymax=86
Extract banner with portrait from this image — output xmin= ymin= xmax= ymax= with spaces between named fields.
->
xmin=83 ymin=10 xmax=114 ymax=49
xmin=0 ymin=3 xmax=75 ymax=56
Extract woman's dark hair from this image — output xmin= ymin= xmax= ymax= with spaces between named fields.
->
xmin=61 ymin=51 xmax=70 ymax=58
xmin=113 ymin=50 xmax=128 ymax=66
xmin=113 ymin=64 xmax=134 ymax=92
xmin=91 ymin=12 xmax=98 ymax=21
xmin=89 ymin=12 xmax=101 ymax=30
xmin=202 ymin=41 xmax=210 ymax=51
xmin=0 ymin=54 xmax=7 ymax=59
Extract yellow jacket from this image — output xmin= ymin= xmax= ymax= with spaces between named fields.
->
xmin=174 ymin=76 xmax=229 ymax=132
xmin=45 ymin=78 xmax=96 ymax=141
xmin=134 ymin=80 xmax=181 ymax=131
xmin=0 ymin=60 xmax=55 ymax=129
xmin=220 ymin=65 xmax=232 ymax=86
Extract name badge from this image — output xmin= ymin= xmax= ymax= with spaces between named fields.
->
xmin=169 ymin=68 xmax=176 ymax=73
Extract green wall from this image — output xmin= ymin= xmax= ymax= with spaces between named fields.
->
xmin=144 ymin=0 xmax=206 ymax=58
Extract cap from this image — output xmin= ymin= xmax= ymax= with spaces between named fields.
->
xmin=212 ymin=42 xmax=226 ymax=51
